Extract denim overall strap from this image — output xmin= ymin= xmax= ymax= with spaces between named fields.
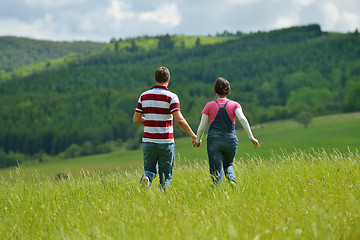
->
xmin=208 ymin=100 xmax=235 ymax=134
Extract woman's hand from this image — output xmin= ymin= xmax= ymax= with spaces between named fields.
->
xmin=251 ymin=138 xmax=260 ymax=149
xmin=192 ymin=138 xmax=202 ymax=147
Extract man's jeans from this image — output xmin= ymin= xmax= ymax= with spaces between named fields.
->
xmin=207 ymin=132 xmax=238 ymax=183
xmin=141 ymin=142 xmax=175 ymax=188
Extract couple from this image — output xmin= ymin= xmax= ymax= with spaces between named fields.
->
xmin=133 ymin=67 xmax=260 ymax=189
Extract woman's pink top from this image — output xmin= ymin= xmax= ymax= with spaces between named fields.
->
xmin=201 ymin=98 xmax=241 ymax=126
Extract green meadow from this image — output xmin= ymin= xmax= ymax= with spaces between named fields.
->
xmin=0 ymin=146 xmax=359 ymax=239
xmin=1 ymin=112 xmax=358 ymax=179
xmin=0 ymin=112 xmax=359 ymax=239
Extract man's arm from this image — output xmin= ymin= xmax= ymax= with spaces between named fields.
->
xmin=172 ymin=111 xmax=197 ymax=143
xmin=133 ymin=112 xmax=145 ymax=126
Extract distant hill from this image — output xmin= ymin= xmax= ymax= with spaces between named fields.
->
xmin=0 ymin=24 xmax=359 ymax=165
xmin=0 ymin=36 xmax=106 ymax=72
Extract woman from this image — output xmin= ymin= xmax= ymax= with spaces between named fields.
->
xmin=195 ymin=77 xmax=260 ymax=185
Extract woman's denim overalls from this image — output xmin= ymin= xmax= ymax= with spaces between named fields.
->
xmin=207 ymin=100 xmax=239 ymax=183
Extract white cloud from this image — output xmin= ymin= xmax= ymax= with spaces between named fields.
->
xmin=338 ymin=12 xmax=359 ymax=31
xmin=321 ymin=2 xmax=339 ymax=29
xmin=0 ymin=14 xmax=63 ymax=40
xmin=78 ymin=12 xmax=102 ymax=32
xmin=105 ymin=0 xmax=135 ymax=21
xmin=267 ymin=1 xmax=303 ymax=30
xmin=318 ymin=2 xmax=359 ymax=32
xmin=24 ymin=0 xmax=85 ymax=7
xmin=0 ymin=0 xmax=359 ymax=41
xmin=225 ymin=0 xmax=260 ymax=5
xmin=293 ymin=0 xmax=315 ymax=7
xmin=139 ymin=3 xmax=181 ymax=27
xmin=273 ymin=16 xmax=298 ymax=29
xmin=0 ymin=19 xmax=36 ymax=37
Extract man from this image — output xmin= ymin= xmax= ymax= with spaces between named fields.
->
xmin=133 ymin=66 xmax=197 ymax=189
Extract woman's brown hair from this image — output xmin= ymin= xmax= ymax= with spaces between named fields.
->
xmin=213 ymin=77 xmax=231 ymax=96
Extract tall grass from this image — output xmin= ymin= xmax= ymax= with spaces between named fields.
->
xmin=1 ymin=150 xmax=359 ymax=239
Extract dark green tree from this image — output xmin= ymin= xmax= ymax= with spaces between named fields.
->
xmin=158 ymin=34 xmax=174 ymax=50
xmin=114 ymin=41 xmax=119 ymax=51
xmin=127 ymin=39 xmax=138 ymax=52
xmin=195 ymin=38 xmax=201 ymax=47
xmin=295 ymin=111 xmax=313 ymax=128
xmin=343 ymin=81 xmax=360 ymax=112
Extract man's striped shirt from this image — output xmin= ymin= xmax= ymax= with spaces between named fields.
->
xmin=135 ymin=85 xmax=180 ymax=143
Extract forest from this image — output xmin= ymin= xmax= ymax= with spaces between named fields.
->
xmin=0 ymin=24 xmax=360 ymax=167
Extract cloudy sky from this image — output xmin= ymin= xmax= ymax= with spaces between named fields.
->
xmin=0 ymin=0 xmax=359 ymax=42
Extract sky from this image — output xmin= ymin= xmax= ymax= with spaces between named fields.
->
xmin=0 ymin=0 xmax=359 ymax=42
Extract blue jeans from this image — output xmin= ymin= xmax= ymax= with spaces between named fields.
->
xmin=207 ymin=133 xmax=238 ymax=184
xmin=141 ymin=142 xmax=175 ymax=188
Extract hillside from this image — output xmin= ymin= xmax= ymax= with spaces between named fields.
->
xmin=0 ymin=36 xmax=106 ymax=80
xmin=0 ymin=24 xmax=360 ymax=164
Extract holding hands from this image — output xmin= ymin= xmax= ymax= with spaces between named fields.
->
xmin=192 ymin=137 xmax=202 ymax=147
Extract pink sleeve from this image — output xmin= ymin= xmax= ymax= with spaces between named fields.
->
xmin=201 ymin=101 xmax=216 ymax=116
xmin=201 ymin=101 xmax=219 ymax=125
xmin=201 ymin=102 xmax=211 ymax=116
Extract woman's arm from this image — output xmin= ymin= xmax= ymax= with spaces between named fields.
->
xmin=196 ymin=114 xmax=209 ymax=144
xmin=235 ymin=108 xmax=260 ymax=149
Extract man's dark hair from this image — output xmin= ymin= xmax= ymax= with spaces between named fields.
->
xmin=155 ymin=67 xmax=170 ymax=83
xmin=213 ymin=77 xmax=231 ymax=96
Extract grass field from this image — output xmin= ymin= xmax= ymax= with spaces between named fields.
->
xmin=0 ymin=112 xmax=359 ymax=239
xmin=0 ymin=150 xmax=359 ymax=239
xmin=1 ymin=112 xmax=358 ymax=179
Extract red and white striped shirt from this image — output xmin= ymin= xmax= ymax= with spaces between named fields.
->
xmin=135 ymin=85 xmax=180 ymax=143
